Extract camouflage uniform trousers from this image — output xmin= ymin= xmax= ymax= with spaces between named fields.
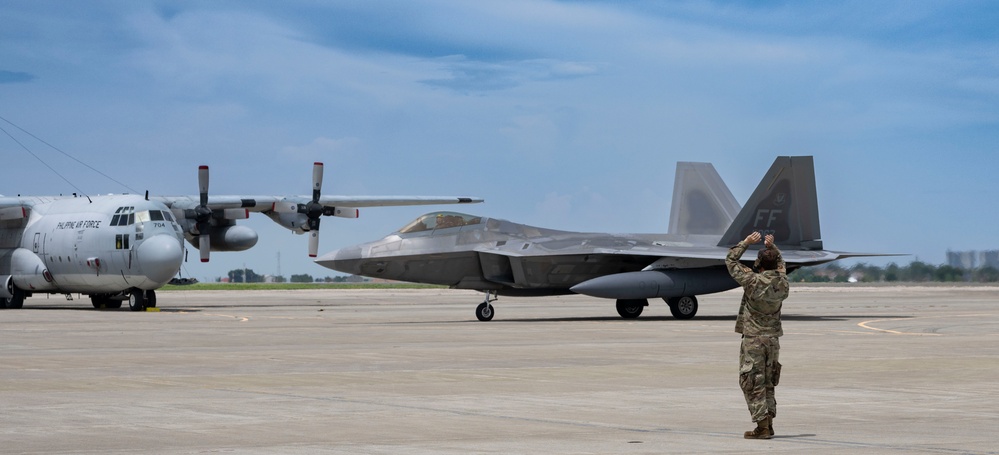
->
xmin=739 ymin=335 xmax=781 ymax=423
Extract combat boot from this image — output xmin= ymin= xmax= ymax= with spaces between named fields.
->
xmin=744 ymin=417 xmax=772 ymax=439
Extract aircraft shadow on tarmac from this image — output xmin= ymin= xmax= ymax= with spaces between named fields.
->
xmin=12 ymin=306 xmax=202 ymax=313
xmin=401 ymin=314 xmax=911 ymax=324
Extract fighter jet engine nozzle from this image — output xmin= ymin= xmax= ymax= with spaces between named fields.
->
xmin=570 ymin=269 xmax=738 ymax=300
xmin=137 ymin=234 xmax=184 ymax=285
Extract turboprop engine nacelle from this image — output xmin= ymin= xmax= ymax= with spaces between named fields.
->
xmin=10 ymin=248 xmax=57 ymax=292
xmin=1 ymin=274 xmax=14 ymax=298
xmin=265 ymin=207 xmax=359 ymax=234
xmin=187 ymin=225 xmax=258 ymax=252
xmin=570 ymin=269 xmax=738 ymax=300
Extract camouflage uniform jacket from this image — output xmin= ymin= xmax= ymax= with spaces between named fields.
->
xmin=726 ymin=241 xmax=789 ymax=337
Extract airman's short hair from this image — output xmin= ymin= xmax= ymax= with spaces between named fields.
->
xmin=757 ymin=249 xmax=780 ymax=271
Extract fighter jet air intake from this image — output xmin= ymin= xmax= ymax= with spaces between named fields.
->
xmin=318 ymin=156 xmax=895 ymax=321
xmin=0 ymin=162 xmax=482 ymax=311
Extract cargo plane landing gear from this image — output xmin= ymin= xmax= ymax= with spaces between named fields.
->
xmin=127 ymin=288 xmax=157 ymax=312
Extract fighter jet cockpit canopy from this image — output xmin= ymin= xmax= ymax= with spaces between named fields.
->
xmin=396 ymin=212 xmax=484 ymax=234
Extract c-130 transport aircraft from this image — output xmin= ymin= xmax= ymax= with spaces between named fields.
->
xmin=0 ymin=162 xmax=481 ymax=311
xmin=319 ymin=156 xmax=896 ymax=321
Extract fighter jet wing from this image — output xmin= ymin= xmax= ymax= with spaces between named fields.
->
xmin=473 ymin=243 xmax=891 ymax=268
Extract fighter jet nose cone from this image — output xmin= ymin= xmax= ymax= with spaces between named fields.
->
xmin=138 ymin=234 xmax=183 ymax=284
xmin=314 ymin=249 xmax=339 ymax=263
xmin=314 ymin=246 xmax=363 ymax=274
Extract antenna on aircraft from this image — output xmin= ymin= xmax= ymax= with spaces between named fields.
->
xmin=0 ymin=114 xmax=136 ymax=197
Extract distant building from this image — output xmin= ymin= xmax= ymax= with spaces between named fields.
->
xmin=947 ymin=251 xmax=976 ymax=269
xmin=981 ymin=251 xmax=999 ymax=269
xmin=947 ymin=250 xmax=999 ymax=270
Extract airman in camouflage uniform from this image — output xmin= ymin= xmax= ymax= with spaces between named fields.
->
xmin=726 ymin=232 xmax=789 ymax=439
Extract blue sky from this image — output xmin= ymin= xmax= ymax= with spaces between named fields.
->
xmin=2 ymin=0 xmax=997 ymax=281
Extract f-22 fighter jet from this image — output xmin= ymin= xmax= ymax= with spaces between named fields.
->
xmin=318 ymin=156 xmax=891 ymax=321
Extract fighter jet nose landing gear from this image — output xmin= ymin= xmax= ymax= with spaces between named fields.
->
xmin=475 ymin=302 xmax=494 ymax=321
xmin=476 ymin=291 xmax=497 ymax=321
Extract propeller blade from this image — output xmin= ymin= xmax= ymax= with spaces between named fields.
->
xmin=312 ymin=162 xmax=323 ymax=201
xmin=199 ymin=234 xmax=211 ymax=262
xmin=308 ymin=230 xmax=319 ymax=258
xmin=198 ymin=165 xmax=209 ymax=207
xmin=325 ymin=207 xmax=359 ymax=219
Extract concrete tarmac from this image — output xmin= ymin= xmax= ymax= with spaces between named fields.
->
xmin=1 ymin=286 xmax=997 ymax=454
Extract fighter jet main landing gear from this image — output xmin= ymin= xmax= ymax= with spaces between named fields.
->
xmin=615 ymin=299 xmax=647 ymax=319
xmin=666 ymin=295 xmax=698 ymax=320
xmin=476 ymin=291 xmax=497 ymax=321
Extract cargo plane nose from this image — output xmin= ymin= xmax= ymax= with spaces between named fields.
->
xmin=137 ymin=234 xmax=184 ymax=285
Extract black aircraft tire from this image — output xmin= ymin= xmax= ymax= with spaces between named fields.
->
xmin=476 ymin=302 xmax=494 ymax=321
xmin=616 ymin=299 xmax=646 ymax=319
xmin=91 ymin=295 xmax=109 ymax=309
xmin=146 ymin=290 xmax=157 ymax=308
xmin=667 ymin=295 xmax=698 ymax=320
xmin=91 ymin=295 xmax=123 ymax=309
xmin=128 ymin=289 xmax=146 ymax=312
xmin=5 ymin=287 xmax=25 ymax=309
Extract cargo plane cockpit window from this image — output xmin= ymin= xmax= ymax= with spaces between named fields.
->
xmin=110 ymin=206 xmax=136 ymax=226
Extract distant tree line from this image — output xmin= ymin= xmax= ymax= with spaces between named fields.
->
xmin=220 ymin=269 xmax=358 ymax=283
xmin=789 ymin=262 xmax=999 ymax=283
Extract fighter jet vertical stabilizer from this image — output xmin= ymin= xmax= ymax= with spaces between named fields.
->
xmin=718 ymin=156 xmax=822 ymax=250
